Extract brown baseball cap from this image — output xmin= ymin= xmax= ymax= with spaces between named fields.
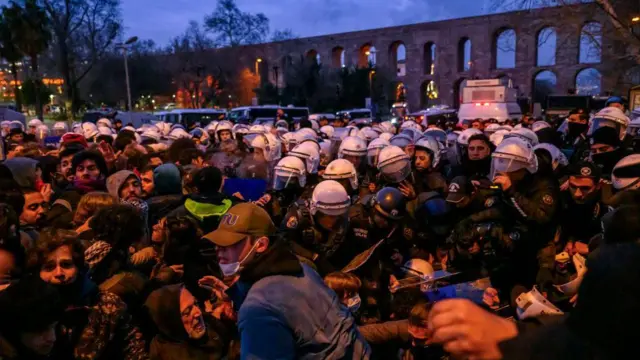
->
xmin=203 ymin=203 xmax=276 ymax=247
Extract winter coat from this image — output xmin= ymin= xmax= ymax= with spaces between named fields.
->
xmin=144 ymin=284 xmax=231 ymax=360
xmin=226 ymin=242 xmax=371 ymax=359
xmin=3 ymin=156 xmax=39 ymax=189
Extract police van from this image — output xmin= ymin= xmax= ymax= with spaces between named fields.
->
xmin=410 ymin=105 xmax=457 ymax=127
xmin=159 ymin=109 xmax=226 ymax=128
xmin=228 ymin=105 xmax=310 ymax=125
xmin=457 ymin=78 xmax=522 ymax=125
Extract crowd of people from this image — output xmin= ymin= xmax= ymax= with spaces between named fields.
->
xmin=0 ymin=98 xmax=639 ymax=359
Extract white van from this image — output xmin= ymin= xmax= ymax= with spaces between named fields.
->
xmin=457 ymin=79 xmax=522 ymax=125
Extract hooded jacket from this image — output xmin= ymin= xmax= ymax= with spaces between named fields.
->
xmin=3 ymin=157 xmax=39 ymax=189
xmin=107 ymin=170 xmax=138 ymax=200
xmin=226 ymin=242 xmax=371 ymax=359
xmin=144 ymin=284 xmax=230 ymax=360
xmin=147 ymin=164 xmax=185 ymax=227
xmin=168 ymin=193 xmax=240 ymax=234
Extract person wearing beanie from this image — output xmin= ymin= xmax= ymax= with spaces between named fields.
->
xmin=46 ymin=150 xmax=109 ymax=228
xmin=168 ymin=166 xmax=242 ymax=234
xmin=146 ymin=163 xmax=185 ymax=229
xmin=589 ymin=126 xmax=626 ymax=177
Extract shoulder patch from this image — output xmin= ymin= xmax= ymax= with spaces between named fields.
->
xmin=286 ymin=216 xmax=299 ymax=229
xmin=484 ymin=197 xmax=495 ymax=208
xmin=542 ymin=194 xmax=554 ymax=206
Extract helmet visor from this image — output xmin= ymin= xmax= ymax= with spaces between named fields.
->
xmin=490 ymin=156 xmax=529 ymax=180
xmin=272 ymin=170 xmax=305 ymax=190
xmin=379 ymin=156 xmax=411 ymax=183
xmin=367 ymin=147 xmax=384 ymax=167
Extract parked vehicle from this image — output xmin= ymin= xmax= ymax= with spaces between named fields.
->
xmin=457 ymin=78 xmax=522 ymax=125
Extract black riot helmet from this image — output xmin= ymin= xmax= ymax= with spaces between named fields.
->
xmin=373 ymin=187 xmax=406 ymax=220
xmin=416 ymin=191 xmax=453 ymax=237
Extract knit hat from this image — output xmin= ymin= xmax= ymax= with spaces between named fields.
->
xmin=85 ymin=240 xmax=113 ymax=270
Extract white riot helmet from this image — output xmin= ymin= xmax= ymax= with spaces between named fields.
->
xmin=323 ymin=159 xmax=358 ymax=191
xmin=216 ymin=121 xmax=234 ymax=142
xmin=97 ymin=118 xmax=112 ymax=129
xmin=81 ymin=122 xmax=98 ymax=140
xmin=295 ymin=127 xmax=319 ymax=142
xmin=376 ymin=121 xmax=396 ymax=134
xmin=391 ymin=258 xmax=436 ymax=292
xmin=377 ymin=145 xmax=412 ymax=184
xmin=415 ymin=136 xmax=442 ymax=168
xmin=338 ymin=136 xmax=367 ymax=162
xmin=531 ymin=121 xmax=551 ymax=133
xmin=446 ymin=132 xmax=459 ymax=148
xmin=156 ymin=122 xmax=172 ymax=136
xmin=400 ymin=120 xmax=421 ymax=131
xmin=320 ymin=125 xmax=334 ymax=139
xmin=515 ymin=286 xmax=564 ymax=320
xmin=35 ymin=124 xmax=49 ymax=141
xmin=309 ymin=119 xmax=320 ymax=130
xmin=275 ymin=120 xmax=289 ymax=129
xmin=319 ymin=140 xmax=333 ymax=167
xmin=249 ymin=133 xmax=281 ymax=162
xmin=357 ymin=127 xmax=380 ymax=142
xmin=168 ymin=127 xmax=191 ymax=140
xmin=457 ymin=128 xmax=483 ymax=146
xmin=280 ymin=132 xmax=297 ymax=152
xmin=71 ymin=122 xmax=81 ymax=133
xmin=399 ymin=128 xmax=422 ymax=143
xmin=484 ymin=123 xmax=500 ymax=136
xmin=389 ymin=133 xmax=413 ymax=149
xmin=490 ymin=129 xmax=509 ymax=146
xmin=490 ymin=137 xmax=538 ymax=180
xmin=233 ymin=124 xmax=249 ymax=135
xmin=367 ymin=138 xmax=390 ymax=167
xmin=379 ymin=132 xmax=393 ymax=142
xmin=533 ymin=143 xmax=568 ymax=171
xmin=28 ymin=118 xmax=43 ymax=130
xmin=497 ymin=125 xmax=513 ymax=132
xmin=310 ymin=180 xmax=351 ymax=216
xmin=248 ymin=124 xmax=267 ymax=135
xmin=273 ymin=156 xmax=307 ymax=190
xmin=290 ymin=142 xmax=321 ymax=174
xmin=513 ymin=123 xmax=523 ymax=130
xmin=97 ymin=126 xmax=114 ymax=137
xmin=505 ymin=128 xmax=539 ymax=146
xmin=612 ymin=154 xmax=640 ymax=191
xmin=423 ymin=128 xmax=447 ymax=145
xmin=53 ymin=121 xmax=68 ymax=135
xmin=588 ymin=106 xmax=630 ymax=140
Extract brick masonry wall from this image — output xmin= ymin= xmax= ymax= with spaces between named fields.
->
xmin=205 ymin=3 xmax=636 ymax=110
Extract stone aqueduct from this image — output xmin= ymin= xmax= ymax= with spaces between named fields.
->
xmin=212 ymin=3 xmax=636 ymax=111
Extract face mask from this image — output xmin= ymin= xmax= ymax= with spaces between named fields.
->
xmin=219 ymin=239 xmax=261 ymax=277
xmin=346 ymin=293 xmax=361 ymax=313
xmin=567 ymin=123 xmax=588 ymax=137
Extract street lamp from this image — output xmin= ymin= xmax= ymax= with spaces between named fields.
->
xmin=632 ymin=17 xmax=639 ymax=22
xmin=116 ymin=36 xmax=138 ymax=112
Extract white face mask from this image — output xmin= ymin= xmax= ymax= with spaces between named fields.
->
xmin=219 ymin=239 xmax=261 ymax=277
xmin=346 ymin=294 xmax=361 ymax=313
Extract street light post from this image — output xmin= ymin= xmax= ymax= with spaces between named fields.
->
xmin=116 ymin=36 xmax=138 ymax=112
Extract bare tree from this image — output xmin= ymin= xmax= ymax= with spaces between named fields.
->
xmin=204 ymin=0 xmax=269 ymax=47
xmin=40 ymin=0 xmax=121 ymax=116
xmin=271 ymin=28 xmax=297 ymax=42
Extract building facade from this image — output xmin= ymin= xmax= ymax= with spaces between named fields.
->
xmin=223 ymin=3 xmax=638 ymax=111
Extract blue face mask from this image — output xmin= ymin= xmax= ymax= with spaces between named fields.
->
xmin=346 ymin=294 xmax=361 ymax=313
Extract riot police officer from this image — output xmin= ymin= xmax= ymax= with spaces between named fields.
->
xmin=256 ymin=156 xmax=307 ymax=225
xmin=322 ymin=159 xmax=359 ymax=201
xmin=413 ymin=136 xmax=447 ymax=194
xmin=376 ymin=145 xmax=418 ymax=202
xmin=360 ymin=138 xmax=389 ymax=197
xmin=450 ymin=137 xmax=559 ymax=298
xmin=289 ymin=141 xmax=322 ymax=194
xmin=279 ymin=180 xmax=368 ymax=275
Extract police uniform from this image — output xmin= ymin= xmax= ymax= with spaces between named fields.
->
xmin=279 ymin=199 xmax=367 ymax=275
